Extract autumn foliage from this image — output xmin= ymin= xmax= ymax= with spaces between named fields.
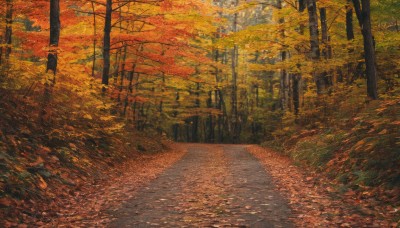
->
xmin=0 ymin=0 xmax=399 ymax=226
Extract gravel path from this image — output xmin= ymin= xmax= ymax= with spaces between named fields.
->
xmin=109 ymin=144 xmax=293 ymax=227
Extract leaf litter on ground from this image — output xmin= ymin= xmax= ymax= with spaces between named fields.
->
xmin=246 ymin=145 xmax=399 ymax=227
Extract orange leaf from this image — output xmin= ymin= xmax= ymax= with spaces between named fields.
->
xmin=37 ymin=175 xmax=48 ymax=190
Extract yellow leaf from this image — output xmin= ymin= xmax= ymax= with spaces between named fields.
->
xmin=83 ymin=114 xmax=93 ymax=120
xmin=354 ymin=139 xmax=366 ymax=151
xmin=100 ymin=116 xmax=114 ymax=121
xmin=378 ymin=129 xmax=388 ymax=135
xmin=37 ymin=176 xmax=48 ymax=190
xmin=355 ymin=139 xmax=366 ymax=147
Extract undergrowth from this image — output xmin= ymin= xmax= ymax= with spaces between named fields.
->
xmin=0 ymin=63 xmax=167 ymax=223
xmin=263 ymin=81 xmax=400 ymax=206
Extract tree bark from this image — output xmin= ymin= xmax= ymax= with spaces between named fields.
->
xmin=206 ymin=90 xmax=214 ymax=142
xmin=172 ymin=92 xmax=180 ymax=141
xmin=298 ymin=0 xmax=306 ymax=12
xmin=192 ymin=82 xmax=200 ymax=142
xmin=112 ymin=49 xmax=121 ymax=85
xmin=352 ymin=0 xmax=378 ymax=99
xmin=320 ymin=8 xmax=331 ymax=60
xmin=102 ymin=0 xmax=112 ymax=88
xmin=46 ymin=0 xmax=60 ymax=75
xmin=123 ymin=64 xmax=136 ymax=116
xmin=91 ymin=1 xmax=96 ymax=77
xmin=306 ymin=0 xmax=325 ymax=94
xmin=306 ymin=0 xmax=320 ymax=60
xmin=346 ymin=1 xmax=355 ymax=40
xmin=361 ymin=0 xmax=378 ymax=99
xmin=231 ymin=0 xmax=239 ymax=142
xmin=292 ymin=2 xmax=305 ymax=115
xmin=0 ymin=35 xmax=3 ymax=65
xmin=118 ymin=45 xmax=127 ymax=102
xmin=41 ymin=0 xmax=60 ymax=126
xmin=278 ymin=0 xmax=289 ymax=111
xmin=4 ymin=0 xmax=13 ymax=60
xmin=320 ymin=7 xmax=333 ymax=86
xmin=293 ymin=75 xmax=301 ymax=115
xmin=279 ymin=51 xmax=289 ymax=111
xmin=346 ymin=1 xmax=356 ymax=83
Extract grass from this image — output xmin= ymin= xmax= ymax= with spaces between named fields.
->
xmin=289 ymin=132 xmax=347 ymax=170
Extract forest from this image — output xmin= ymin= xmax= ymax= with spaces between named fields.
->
xmin=0 ymin=0 xmax=399 ymax=226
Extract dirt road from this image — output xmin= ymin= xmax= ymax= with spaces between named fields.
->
xmin=110 ymin=144 xmax=293 ymax=227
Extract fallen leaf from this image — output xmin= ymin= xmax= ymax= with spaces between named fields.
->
xmin=37 ymin=175 xmax=48 ymax=190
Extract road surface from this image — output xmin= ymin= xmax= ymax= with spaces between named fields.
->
xmin=110 ymin=144 xmax=293 ymax=227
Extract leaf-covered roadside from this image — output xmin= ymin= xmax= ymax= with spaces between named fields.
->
xmin=247 ymin=145 xmax=399 ymax=227
xmin=261 ymin=92 xmax=399 ymax=225
xmin=1 ymin=136 xmax=185 ymax=226
xmin=0 ymin=87 xmax=183 ymax=226
xmin=38 ymin=144 xmax=186 ymax=227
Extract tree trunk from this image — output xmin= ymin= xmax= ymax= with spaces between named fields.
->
xmin=298 ymin=0 xmax=306 ymax=12
xmin=112 ymin=48 xmax=121 ymax=85
xmin=218 ymin=89 xmax=228 ymax=142
xmin=4 ymin=0 xmax=13 ymax=61
xmin=173 ymin=124 xmax=179 ymax=141
xmin=352 ymin=0 xmax=378 ymax=99
xmin=255 ymin=85 xmax=259 ymax=108
xmin=361 ymin=0 xmax=378 ymax=99
xmin=320 ymin=8 xmax=330 ymax=60
xmin=346 ymin=1 xmax=355 ymax=84
xmin=306 ymin=0 xmax=325 ymax=94
xmin=292 ymin=2 xmax=306 ymax=115
xmin=118 ymin=45 xmax=127 ymax=102
xmin=346 ymin=1 xmax=355 ymax=40
xmin=158 ymin=70 xmax=166 ymax=135
xmin=278 ymin=0 xmax=289 ymax=111
xmin=172 ymin=92 xmax=180 ymax=141
xmin=102 ymin=0 xmax=112 ymax=88
xmin=41 ymin=0 xmax=60 ymax=126
xmin=192 ymin=82 xmax=200 ymax=142
xmin=46 ymin=0 xmax=60 ymax=75
xmin=293 ymin=75 xmax=301 ymax=115
xmin=206 ymin=91 xmax=214 ymax=143
xmin=123 ymin=65 xmax=136 ymax=116
xmin=0 ymin=35 xmax=3 ymax=65
xmin=231 ymin=0 xmax=239 ymax=142
xmin=320 ymin=7 xmax=333 ymax=86
xmin=91 ymin=1 xmax=96 ymax=77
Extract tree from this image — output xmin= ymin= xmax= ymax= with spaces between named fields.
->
xmin=352 ymin=0 xmax=378 ymax=99
xmin=46 ymin=0 xmax=60 ymax=75
xmin=231 ymin=0 xmax=240 ymax=142
xmin=305 ymin=0 xmax=326 ymax=95
xmin=102 ymin=0 xmax=112 ymax=89
xmin=277 ymin=0 xmax=289 ymax=111
xmin=5 ymin=0 xmax=12 ymax=59
xmin=0 ymin=0 xmax=13 ymax=65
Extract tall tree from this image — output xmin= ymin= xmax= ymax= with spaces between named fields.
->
xmin=320 ymin=7 xmax=332 ymax=86
xmin=346 ymin=1 xmax=355 ymax=41
xmin=102 ymin=0 xmax=112 ymax=88
xmin=3 ymin=0 xmax=13 ymax=62
xmin=0 ymin=34 xmax=2 ymax=65
xmin=346 ymin=0 xmax=355 ymax=83
xmin=277 ymin=0 xmax=289 ymax=111
xmin=46 ymin=0 xmax=60 ymax=75
xmin=306 ymin=0 xmax=325 ymax=94
xmin=352 ymin=0 xmax=378 ymax=99
xmin=292 ymin=0 xmax=307 ymax=116
xmin=91 ymin=1 xmax=97 ymax=77
xmin=231 ymin=0 xmax=240 ymax=142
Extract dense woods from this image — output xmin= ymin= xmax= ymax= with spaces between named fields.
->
xmin=0 ymin=0 xmax=399 ymax=225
